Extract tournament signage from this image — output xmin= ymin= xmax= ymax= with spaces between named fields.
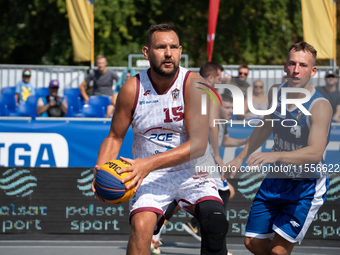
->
xmin=0 ymin=119 xmax=339 ymax=239
xmin=0 ymin=167 xmax=339 ymax=240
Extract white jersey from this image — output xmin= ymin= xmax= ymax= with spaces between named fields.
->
xmin=131 ymin=67 xmax=191 ymax=173
xmin=129 ymin=68 xmax=223 ymax=226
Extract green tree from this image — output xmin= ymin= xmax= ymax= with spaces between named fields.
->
xmin=0 ymin=0 xmax=336 ymax=67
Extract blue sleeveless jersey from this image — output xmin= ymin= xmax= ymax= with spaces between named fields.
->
xmin=268 ymin=82 xmax=331 ymax=179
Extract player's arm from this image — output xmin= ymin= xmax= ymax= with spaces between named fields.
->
xmin=209 ymin=97 xmax=224 ymax=167
xmin=91 ymin=77 xmax=136 ymax=201
xmin=119 ymin=72 xmax=209 ymax=191
xmin=78 ymin=80 xmax=89 ymax=104
xmin=222 ymin=84 xmax=278 ymax=179
xmin=247 ymin=99 xmax=332 ymax=167
xmin=221 ymin=133 xmax=248 ymax=147
xmin=95 ymin=77 xmax=136 ymax=168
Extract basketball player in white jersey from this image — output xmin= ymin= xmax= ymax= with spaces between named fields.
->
xmin=222 ymin=42 xmax=332 ymax=255
xmin=92 ymin=23 xmax=228 ymax=255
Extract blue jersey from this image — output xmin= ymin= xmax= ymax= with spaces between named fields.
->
xmin=268 ymin=82 xmax=331 ymax=179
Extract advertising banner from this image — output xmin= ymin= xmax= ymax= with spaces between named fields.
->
xmin=0 ymin=120 xmax=339 ymax=240
xmin=0 ymin=167 xmax=338 ymax=240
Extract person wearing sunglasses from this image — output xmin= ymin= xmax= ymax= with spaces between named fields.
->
xmin=315 ymin=70 xmax=340 ymax=122
xmin=230 ymin=64 xmax=251 ymax=96
xmin=244 ymin=79 xmax=268 ymax=119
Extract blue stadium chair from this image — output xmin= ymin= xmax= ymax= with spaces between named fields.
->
xmin=19 ymin=95 xmax=39 ymax=119
xmin=64 ymin=95 xmax=82 ymax=117
xmin=64 ymin=88 xmax=81 ymax=97
xmin=0 ymin=99 xmax=6 ymax=116
xmin=1 ymin=86 xmax=16 ymax=95
xmin=0 ymin=94 xmax=20 ymax=116
xmin=35 ymin=87 xmax=49 ymax=98
xmin=88 ymin=95 xmax=111 ymax=108
xmin=64 ymin=88 xmax=85 ymax=106
xmin=81 ymin=104 xmax=104 ymax=118
xmin=82 ymin=96 xmax=111 ymax=118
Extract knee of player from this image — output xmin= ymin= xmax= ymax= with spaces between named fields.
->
xmin=271 ymin=246 xmax=290 ymax=255
xmin=244 ymin=237 xmax=265 ymax=254
xmin=131 ymin=217 xmax=150 ymax=233
xmin=201 ymin=210 xmax=228 ymax=251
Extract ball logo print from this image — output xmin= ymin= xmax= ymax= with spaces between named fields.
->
xmin=0 ymin=168 xmax=37 ymax=197
xmin=94 ymin=160 xmax=134 ymax=204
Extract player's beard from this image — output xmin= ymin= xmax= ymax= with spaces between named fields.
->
xmin=150 ymin=58 xmax=179 ymax=78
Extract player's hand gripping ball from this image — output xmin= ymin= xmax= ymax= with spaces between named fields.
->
xmin=94 ymin=160 xmax=134 ymax=204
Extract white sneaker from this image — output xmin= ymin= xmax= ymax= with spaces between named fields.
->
xmin=183 ymin=222 xmax=202 ymax=242
xmin=151 ymin=238 xmax=161 ymax=254
xmin=228 ymin=251 xmax=233 ymax=255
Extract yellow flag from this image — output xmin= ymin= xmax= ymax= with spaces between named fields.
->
xmin=301 ymin=0 xmax=337 ymax=60
xmin=66 ymin=0 xmax=94 ymax=63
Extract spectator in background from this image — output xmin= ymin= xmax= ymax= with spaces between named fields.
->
xmin=316 ymin=70 xmax=340 ymax=122
xmin=106 ymin=67 xmax=137 ymax=118
xmin=282 ymin=75 xmax=288 ymax=83
xmin=244 ymin=79 xmax=268 ymax=119
xmin=15 ymin=68 xmax=35 ymax=106
xmin=37 ymin=79 xmax=67 ymax=117
xmin=78 ymin=54 xmax=119 ymax=104
xmin=222 ymin=64 xmax=250 ymax=120
xmin=230 ymin=64 xmax=251 ymax=95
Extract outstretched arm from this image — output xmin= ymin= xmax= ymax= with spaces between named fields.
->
xmin=221 ymin=85 xmax=279 ymax=179
xmin=246 ymin=99 xmax=332 ymax=167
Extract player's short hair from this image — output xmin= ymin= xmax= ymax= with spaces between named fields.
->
xmin=238 ymin=64 xmax=249 ymax=71
xmin=146 ymin=23 xmax=178 ymax=48
xmin=288 ymin=42 xmax=317 ymax=65
xmin=221 ymin=93 xmax=233 ymax=103
xmin=199 ymin=62 xmax=224 ymax=78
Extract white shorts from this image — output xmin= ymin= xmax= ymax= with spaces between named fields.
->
xmin=129 ymin=168 xmax=223 ymax=233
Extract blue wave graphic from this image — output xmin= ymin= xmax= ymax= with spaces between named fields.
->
xmin=5 ymin=183 xmax=37 ymax=196
xmin=237 ymin=173 xmax=263 ymax=200
xmin=0 ymin=168 xmax=37 ymax=197
xmin=0 ymin=170 xmax=31 ymax=184
xmin=326 ymin=173 xmax=340 ymax=202
xmin=77 ymin=169 xmax=94 ymax=197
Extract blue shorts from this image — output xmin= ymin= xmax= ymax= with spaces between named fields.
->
xmin=245 ymin=177 xmax=329 ymax=244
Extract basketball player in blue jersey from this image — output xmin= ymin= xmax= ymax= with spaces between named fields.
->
xmin=92 ymin=23 xmax=228 ymax=255
xmin=222 ymin=42 xmax=332 ymax=255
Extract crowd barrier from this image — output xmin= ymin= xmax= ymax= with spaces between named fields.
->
xmin=1 ymin=64 xmax=339 ymax=96
xmin=0 ymin=119 xmax=339 ymax=240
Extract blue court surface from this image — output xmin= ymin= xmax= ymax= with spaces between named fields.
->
xmin=0 ymin=235 xmax=339 ymax=255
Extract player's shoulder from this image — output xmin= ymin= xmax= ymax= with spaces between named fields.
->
xmin=119 ymin=76 xmax=138 ymax=96
xmin=309 ymin=92 xmax=332 ymax=120
xmin=187 ymin=71 xmax=201 ymax=79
